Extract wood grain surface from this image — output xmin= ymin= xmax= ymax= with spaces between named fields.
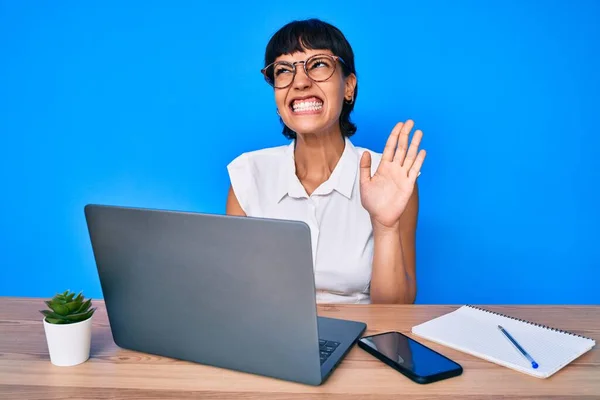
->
xmin=1 ymin=297 xmax=598 ymax=399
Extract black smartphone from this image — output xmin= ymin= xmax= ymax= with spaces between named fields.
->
xmin=358 ymin=331 xmax=462 ymax=384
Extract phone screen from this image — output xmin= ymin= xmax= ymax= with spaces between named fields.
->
xmin=359 ymin=332 xmax=460 ymax=377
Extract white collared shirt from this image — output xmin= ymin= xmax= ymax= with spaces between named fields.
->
xmin=227 ymin=137 xmax=382 ymax=304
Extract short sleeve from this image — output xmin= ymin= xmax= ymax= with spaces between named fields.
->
xmin=226 ymin=153 xmax=256 ymax=215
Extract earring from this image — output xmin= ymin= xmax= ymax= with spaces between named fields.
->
xmin=344 ymin=96 xmax=354 ymax=105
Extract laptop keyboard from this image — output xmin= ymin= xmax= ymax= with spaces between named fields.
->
xmin=319 ymin=339 xmax=341 ymax=365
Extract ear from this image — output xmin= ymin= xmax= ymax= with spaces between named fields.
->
xmin=344 ymin=73 xmax=357 ymax=102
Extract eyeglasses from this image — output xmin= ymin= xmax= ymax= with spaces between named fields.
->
xmin=261 ymin=54 xmax=346 ymax=89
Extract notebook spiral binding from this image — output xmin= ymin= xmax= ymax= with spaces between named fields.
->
xmin=465 ymin=305 xmax=595 ymax=341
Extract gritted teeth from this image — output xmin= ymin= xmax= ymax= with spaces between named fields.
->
xmin=290 ymin=96 xmax=324 ymax=112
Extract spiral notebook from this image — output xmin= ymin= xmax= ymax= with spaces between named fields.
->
xmin=411 ymin=305 xmax=596 ymax=378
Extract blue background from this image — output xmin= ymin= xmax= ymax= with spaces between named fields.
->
xmin=1 ymin=1 xmax=598 ymax=304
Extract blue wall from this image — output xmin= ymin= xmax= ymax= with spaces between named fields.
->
xmin=1 ymin=1 xmax=598 ymax=304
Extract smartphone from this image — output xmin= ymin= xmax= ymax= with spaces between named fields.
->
xmin=358 ymin=331 xmax=462 ymax=384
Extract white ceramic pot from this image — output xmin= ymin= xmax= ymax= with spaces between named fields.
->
xmin=43 ymin=315 xmax=93 ymax=366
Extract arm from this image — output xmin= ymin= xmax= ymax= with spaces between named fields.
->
xmin=369 ymin=184 xmax=418 ymax=304
xmin=225 ymin=184 xmax=247 ymax=216
xmin=359 ymin=120 xmax=425 ymax=304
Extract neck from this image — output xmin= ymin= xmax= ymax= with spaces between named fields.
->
xmin=293 ymin=130 xmax=345 ymax=183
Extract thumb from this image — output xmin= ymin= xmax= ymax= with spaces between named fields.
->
xmin=360 ymin=151 xmax=372 ymax=184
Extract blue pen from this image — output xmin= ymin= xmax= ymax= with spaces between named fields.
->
xmin=498 ymin=325 xmax=539 ymax=369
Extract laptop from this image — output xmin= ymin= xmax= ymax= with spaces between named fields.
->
xmin=84 ymin=204 xmax=366 ymax=385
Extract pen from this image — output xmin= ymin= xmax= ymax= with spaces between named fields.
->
xmin=498 ymin=325 xmax=539 ymax=369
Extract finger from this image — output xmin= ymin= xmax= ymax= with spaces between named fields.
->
xmin=359 ymin=151 xmax=372 ymax=184
xmin=381 ymin=122 xmax=404 ymax=162
xmin=393 ymin=119 xmax=414 ymax=165
xmin=408 ymin=149 xmax=426 ymax=180
xmin=403 ymin=129 xmax=423 ymax=168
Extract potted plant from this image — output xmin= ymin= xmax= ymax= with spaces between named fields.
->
xmin=40 ymin=290 xmax=96 ymax=366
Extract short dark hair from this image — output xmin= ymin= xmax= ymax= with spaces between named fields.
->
xmin=264 ymin=18 xmax=358 ymax=139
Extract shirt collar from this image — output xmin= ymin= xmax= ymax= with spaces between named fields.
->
xmin=275 ymin=137 xmax=358 ymax=203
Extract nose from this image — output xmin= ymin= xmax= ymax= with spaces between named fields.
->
xmin=292 ymin=64 xmax=312 ymax=90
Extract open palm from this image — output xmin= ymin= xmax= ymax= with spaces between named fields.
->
xmin=360 ymin=120 xmax=426 ymax=229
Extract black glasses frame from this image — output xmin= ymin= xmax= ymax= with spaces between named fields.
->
xmin=261 ymin=54 xmax=346 ymax=89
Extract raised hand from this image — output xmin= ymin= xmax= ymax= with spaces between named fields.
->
xmin=359 ymin=120 xmax=426 ymax=230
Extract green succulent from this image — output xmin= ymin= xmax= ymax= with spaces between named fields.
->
xmin=40 ymin=290 xmax=96 ymax=324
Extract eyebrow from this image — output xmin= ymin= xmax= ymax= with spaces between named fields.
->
xmin=275 ymin=52 xmax=334 ymax=62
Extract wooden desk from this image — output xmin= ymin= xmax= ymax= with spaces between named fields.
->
xmin=0 ymin=298 xmax=598 ymax=399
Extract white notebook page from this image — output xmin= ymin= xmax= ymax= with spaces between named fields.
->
xmin=411 ymin=306 xmax=595 ymax=378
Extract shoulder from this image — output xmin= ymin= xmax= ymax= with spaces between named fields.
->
xmin=226 ymin=144 xmax=290 ymax=215
xmin=226 ymin=144 xmax=290 ymax=209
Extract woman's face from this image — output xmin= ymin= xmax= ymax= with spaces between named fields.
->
xmin=273 ymin=49 xmax=356 ymax=138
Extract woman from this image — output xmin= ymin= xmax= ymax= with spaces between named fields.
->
xmin=226 ymin=18 xmax=426 ymax=304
